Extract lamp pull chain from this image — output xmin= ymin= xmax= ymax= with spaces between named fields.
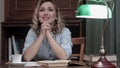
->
xmin=77 ymin=0 xmax=82 ymax=8
xmin=76 ymin=0 xmax=82 ymax=13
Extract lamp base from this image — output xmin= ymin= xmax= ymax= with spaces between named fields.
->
xmin=91 ymin=56 xmax=116 ymax=68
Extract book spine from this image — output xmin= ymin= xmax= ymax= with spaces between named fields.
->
xmin=8 ymin=37 xmax=12 ymax=61
xmin=11 ymin=35 xmax=19 ymax=54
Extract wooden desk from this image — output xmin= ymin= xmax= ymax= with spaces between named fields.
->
xmin=0 ymin=63 xmax=90 ymax=68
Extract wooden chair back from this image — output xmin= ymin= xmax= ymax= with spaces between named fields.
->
xmin=71 ymin=37 xmax=85 ymax=65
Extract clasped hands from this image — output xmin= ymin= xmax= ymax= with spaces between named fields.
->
xmin=40 ymin=23 xmax=53 ymax=37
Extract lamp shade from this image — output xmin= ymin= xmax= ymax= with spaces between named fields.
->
xmin=76 ymin=4 xmax=112 ymax=19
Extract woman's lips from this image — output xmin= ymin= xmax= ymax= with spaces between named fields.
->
xmin=42 ymin=17 xmax=50 ymax=21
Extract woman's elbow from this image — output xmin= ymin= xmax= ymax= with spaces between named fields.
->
xmin=23 ymin=54 xmax=32 ymax=62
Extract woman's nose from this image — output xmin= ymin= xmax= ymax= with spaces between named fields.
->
xmin=44 ymin=10 xmax=48 ymax=15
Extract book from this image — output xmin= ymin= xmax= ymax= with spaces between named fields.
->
xmin=8 ymin=37 xmax=12 ymax=61
xmin=11 ymin=35 xmax=19 ymax=54
xmin=37 ymin=60 xmax=71 ymax=67
xmin=84 ymin=54 xmax=117 ymax=62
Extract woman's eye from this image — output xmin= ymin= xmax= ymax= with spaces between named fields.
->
xmin=48 ymin=8 xmax=54 ymax=11
xmin=39 ymin=9 xmax=44 ymax=12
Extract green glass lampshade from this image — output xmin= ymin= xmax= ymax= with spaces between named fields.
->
xmin=76 ymin=4 xmax=112 ymax=19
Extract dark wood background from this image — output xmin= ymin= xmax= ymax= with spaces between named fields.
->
xmin=1 ymin=0 xmax=85 ymax=63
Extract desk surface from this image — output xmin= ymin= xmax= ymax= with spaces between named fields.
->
xmin=0 ymin=63 xmax=90 ymax=68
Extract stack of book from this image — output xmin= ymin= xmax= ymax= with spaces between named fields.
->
xmin=84 ymin=54 xmax=117 ymax=66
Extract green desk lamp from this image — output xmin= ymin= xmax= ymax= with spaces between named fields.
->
xmin=76 ymin=0 xmax=116 ymax=68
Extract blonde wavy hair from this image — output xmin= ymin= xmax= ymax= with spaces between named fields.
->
xmin=32 ymin=0 xmax=65 ymax=36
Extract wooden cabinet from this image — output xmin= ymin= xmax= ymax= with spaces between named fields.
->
xmin=1 ymin=0 xmax=85 ymax=63
xmin=1 ymin=21 xmax=31 ymax=63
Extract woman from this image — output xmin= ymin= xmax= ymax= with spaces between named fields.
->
xmin=23 ymin=0 xmax=72 ymax=61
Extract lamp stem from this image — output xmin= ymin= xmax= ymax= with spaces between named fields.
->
xmin=101 ymin=0 xmax=110 ymax=54
xmin=101 ymin=18 xmax=109 ymax=49
xmin=100 ymin=19 xmax=109 ymax=56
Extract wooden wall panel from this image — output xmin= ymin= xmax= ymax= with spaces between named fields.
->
xmin=16 ymin=0 xmax=37 ymax=10
xmin=5 ymin=0 xmax=82 ymax=21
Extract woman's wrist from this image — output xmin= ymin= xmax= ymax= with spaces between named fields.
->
xmin=46 ymin=30 xmax=53 ymax=38
xmin=38 ymin=33 xmax=45 ymax=40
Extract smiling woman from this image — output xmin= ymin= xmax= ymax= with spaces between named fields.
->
xmin=38 ymin=1 xmax=57 ymax=24
xmin=22 ymin=0 xmax=72 ymax=62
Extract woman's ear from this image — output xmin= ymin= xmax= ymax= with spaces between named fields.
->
xmin=54 ymin=17 xmax=58 ymax=25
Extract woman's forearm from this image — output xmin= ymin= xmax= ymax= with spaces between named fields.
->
xmin=23 ymin=35 xmax=44 ymax=61
xmin=48 ymin=36 xmax=67 ymax=59
xmin=46 ymin=31 xmax=68 ymax=60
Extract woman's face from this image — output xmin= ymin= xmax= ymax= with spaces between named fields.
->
xmin=38 ymin=2 xmax=57 ymax=24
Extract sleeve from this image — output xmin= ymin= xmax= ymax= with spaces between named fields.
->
xmin=22 ymin=28 xmax=37 ymax=54
xmin=60 ymin=28 xmax=73 ymax=58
